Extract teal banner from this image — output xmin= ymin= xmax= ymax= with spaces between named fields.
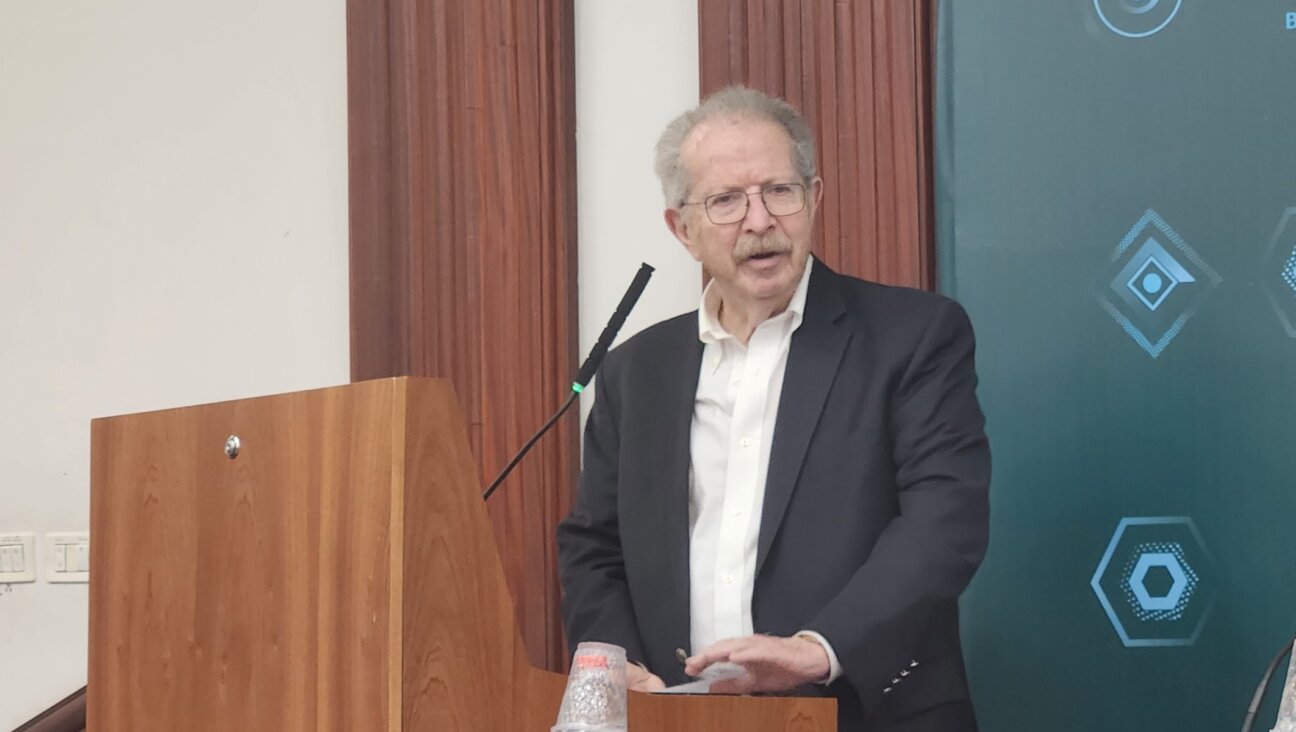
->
xmin=936 ymin=3 xmax=1296 ymax=730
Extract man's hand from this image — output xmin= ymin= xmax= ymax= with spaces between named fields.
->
xmin=627 ymin=662 xmax=666 ymax=692
xmin=685 ymin=634 xmax=830 ymax=694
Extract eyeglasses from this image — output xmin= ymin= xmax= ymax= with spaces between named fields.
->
xmin=681 ymin=182 xmax=807 ymax=225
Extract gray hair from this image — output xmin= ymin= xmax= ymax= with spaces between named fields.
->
xmin=653 ymin=85 xmax=818 ymax=209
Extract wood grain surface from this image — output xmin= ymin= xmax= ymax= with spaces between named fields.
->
xmin=89 ymin=380 xmax=401 ymax=729
xmin=347 ymin=0 xmax=578 ymax=673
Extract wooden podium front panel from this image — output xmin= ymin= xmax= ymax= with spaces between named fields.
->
xmin=629 ymin=693 xmax=837 ymax=731
xmin=89 ymin=381 xmax=403 ymax=731
xmin=399 ymin=378 xmax=533 ymax=730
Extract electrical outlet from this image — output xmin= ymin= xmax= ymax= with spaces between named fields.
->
xmin=0 ymin=533 xmax=37 ymax=583
xmin=46 ymin=532 xmax=90 ymax=583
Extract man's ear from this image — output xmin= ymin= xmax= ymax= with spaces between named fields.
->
xmin=810 ymin=176 xmax=825 ymax=213
xmin=665 ymin=207 xmax=702 ymax=261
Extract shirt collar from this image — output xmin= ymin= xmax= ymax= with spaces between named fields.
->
xmin=697 ymin=255 xmax=814 ymax=344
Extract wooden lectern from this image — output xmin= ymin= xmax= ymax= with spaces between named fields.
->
xmin=88 ymin=378 xmax=835 ymax=730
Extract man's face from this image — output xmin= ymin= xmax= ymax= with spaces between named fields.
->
xmin=665 ymin=116 xmax=822 ymax=308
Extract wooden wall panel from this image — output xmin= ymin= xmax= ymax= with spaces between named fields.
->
xmin=347 ymin=0 xmax=577 ymax=671
xmin=700 ymin=0 xmax=936 ymax=290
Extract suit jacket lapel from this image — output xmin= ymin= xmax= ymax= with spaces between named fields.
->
xmin=756 ymin=262 xmax=851 ymax=577
xmin=639 ymin=319 xmax=702 ymax=656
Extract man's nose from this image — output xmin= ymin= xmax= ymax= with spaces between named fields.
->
xmin=742 ymin=192 xmax=775 ymax=233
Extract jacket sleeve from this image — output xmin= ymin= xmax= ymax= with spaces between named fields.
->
xmin=556 ymin=355 xmax=649 ymax=665
xmin=805 ymin=298 xmax=991 ymax=714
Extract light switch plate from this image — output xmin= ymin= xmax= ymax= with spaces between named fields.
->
xmin=0 ymin=532 xmax=38 ymax=583
xmin=46 ymin=532 xmax=90 ymax=583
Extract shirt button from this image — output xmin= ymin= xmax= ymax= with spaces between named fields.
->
xmin=739 ymin=438 xmax=751 ymax=448
xmin=730 ymin=508 xmax=743 ymax=517
xmin=723 ymin=575 xmax=735 ymax=585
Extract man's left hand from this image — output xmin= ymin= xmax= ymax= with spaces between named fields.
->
xmin=684 ymin=634 xmax=829 ymax=694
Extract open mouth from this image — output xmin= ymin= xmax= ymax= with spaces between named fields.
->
xmin=747 ymin=251 xmax=784 ymax=262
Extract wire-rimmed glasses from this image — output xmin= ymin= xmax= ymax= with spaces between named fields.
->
xmin=682 ymin=182 xmax=807 ymax=225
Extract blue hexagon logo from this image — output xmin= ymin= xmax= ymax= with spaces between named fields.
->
xmin=1260 ymin=207 xmax=1296 ymax=337
xmin=1091 ymin=517 xmax=1214 ymax=647
xmin=1129 ymin=552 xmax=1186 ymax=611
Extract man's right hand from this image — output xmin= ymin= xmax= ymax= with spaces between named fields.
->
xmin=627 ymin=662 xmax=666 ymax=692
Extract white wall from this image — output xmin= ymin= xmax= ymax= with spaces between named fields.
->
xmin=0 ymin=1 xmax=349 ymax=727
xmin=0 ymin=0 xmax=696 ymax=725
xmin=575 ymin=0 xmax=703 ymax=419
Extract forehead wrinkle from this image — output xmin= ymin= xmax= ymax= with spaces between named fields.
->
xmin=681 ymin=117 xmax=796 ymax=199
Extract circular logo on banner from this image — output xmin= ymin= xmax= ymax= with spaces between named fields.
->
xmin=1093 ymin=0 xmax=1183 ymax=38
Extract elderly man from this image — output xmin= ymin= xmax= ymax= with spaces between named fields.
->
xmin=557 ymin=86 xmax=990 ymax=732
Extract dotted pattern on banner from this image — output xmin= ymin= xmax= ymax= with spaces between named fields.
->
xmin=1120 ymin=541 xmax=1199 ymax=622
xmin=1282 ymin=246 xmax=1296 ymax=296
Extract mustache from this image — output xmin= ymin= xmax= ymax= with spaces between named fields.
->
xmin=733 ymin=232 xmax=793 ymax=261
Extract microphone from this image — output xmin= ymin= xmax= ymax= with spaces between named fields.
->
xmin=1241 ymin=633 xmax=1296 ymax=732
xmin=482 ymin=263 xmax=655 ymax=501
xmin=572 ymin=262 xmax=656 ymax=390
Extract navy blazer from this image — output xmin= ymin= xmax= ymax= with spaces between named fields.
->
xmin=557 ymin=260 xmax=990 ymax=731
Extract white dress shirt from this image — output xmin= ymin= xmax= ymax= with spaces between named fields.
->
xmin=687 ymin=256 xmax=841 ymax=683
